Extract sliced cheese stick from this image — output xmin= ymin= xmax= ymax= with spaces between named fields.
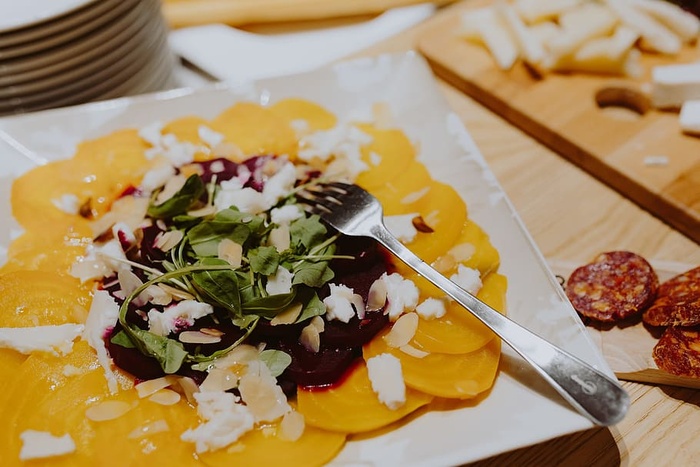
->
xmin=651 ymin=61 xmax=700 ymax=108
xmin=547 ymin=3 xmax=618 ymax=58
xmin=459 ymin=7 xmax=519 ymax=70
xmin=631 ymin=0 xmax=700 ymax=43
xmin=606 ymin=0 xmax=682 ymax=55
xmin=680 ymin=99 xmax=700 ymax=135
xmin=494 ymin=0 xmax=545 ymax=65
xmin=514 ymin=0 xmax=581 ymax=24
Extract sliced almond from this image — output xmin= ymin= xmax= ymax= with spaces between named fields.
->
xmin=157 ymin=283 xmax=195 ymax=301
xmin=85 ymin=400 xmax=134 ymax=422
xmin=135 ymin=375 xmax=178 ymax=399
xmin=399 ymin=344 xmax=430 ymax=359
xmin=412 ymin=215 xmax=434 ymax=233
xmin=279 ymin=411 xmax=305 ymax=441
xmin=148 ymin=388 xmax=181 ymax=406
xmin=432 ymin=254 xmax=457 ymax=274
xmin=366 ymin=279 xmax=388 ymax=312
xmin=384 ymin=312 xmax=419 ymax=348
xmin=400 ymin=186 xmax=430 ymax=205
xmin=178 ymin=330 xmax=222 ymax=344
xmin=218 ymin=238 xmax=243 ymax=268
xmin=187 ymin=205 xmax=217 ymax=218
xmin=309 ymin=315 xmax=325 ymax=333
xmin=200 ymin=368 xmax=239 ymax=393
xmin=154 ymin=230 xmax=184 ymax=252
xmin=174 ymin=376 xmax=199 ymax=404
xmin=155 ymin=174 xmax=187 ymax=205
xmin=270 ymin=302 xmax=303 ymax=326
xmin=299 ymin=323 xmax=321 ymax=353
xmin=200 ymin=327 xmax=225 ymax=337
xmin=449 ymin=243 xmax=477 ymax=262
xmin=268 ymin=224 xmax=291 ymax=252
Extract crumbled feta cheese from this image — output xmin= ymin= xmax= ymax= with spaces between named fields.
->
xmin=384 ymin=213 xmax=419 ymax=243
xmin=140 ymin=164 xmax=176 ymax=192
xmin=262 ymin=161 xmax=296 ymax=206
xmin=214 ymin=186 xmax=267 ymax=214
xmin=148 ymin=300 xmax=214 ymax=336
xmin=270 ymin=204 xmax=303 ymax=225
xmin=84 ymin=290 xmax=121 ymax=394
xmin=450 ymin=265 xmax=482 ymax=295
xmin=265 ymin=266 xmax=294 ymax=295
xmin=379 ymin=273 xmax=419 ymax=321
xmin=415 ymin=298 xmax=447 ymax=320
xmin=160 ymin=134 xmax=199 ymax=166
xmin=297 ymin=123 xmax=372 ymax=180
xmin=180 ymin=391 xmax=255 ymax=453
xmin=323 ymin=284 xmax=364 ymax=323
xmin=366 ymin=353 xmax=406 ymax=410
xmin=51 ymin=194 xmax=80 ymax=215
xmin=19 ymin=430 xmax=76 ymax=461
xmin=70 ymin=239 xmax=128 ymax=283
xmin=0 ymin=324 xmax=84 ymax=356
xmin=198 ymin=125 xmax=225 ymax=148
xmin=138 ymin=121 xmax=165 ymax=148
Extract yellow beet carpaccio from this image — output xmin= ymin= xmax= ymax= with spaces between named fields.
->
xmin=0 ymin=98 xmax=506 ymax=466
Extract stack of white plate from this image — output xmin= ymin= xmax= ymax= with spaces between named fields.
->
xmin=0 ymin=0 xmax=176 ymax=116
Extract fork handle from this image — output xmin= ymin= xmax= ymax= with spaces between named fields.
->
xmin=371 ymin=225 xmax=630 ymax=427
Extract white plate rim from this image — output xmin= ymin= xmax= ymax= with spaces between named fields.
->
xmin=0 ymin=51 xmax=616 ymax=465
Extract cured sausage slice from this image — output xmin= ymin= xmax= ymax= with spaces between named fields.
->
xmin=643 ymin=266 xmax=700 ymax=327
xmin=652 ymin=326 xmax=700 ymax=378
xmin=565 ymin=251 xmax=658 ymax=322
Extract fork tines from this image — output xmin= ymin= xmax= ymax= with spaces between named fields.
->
xmin=297 ymin=181 xmax=350 ymax=215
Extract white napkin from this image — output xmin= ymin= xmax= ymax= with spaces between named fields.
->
xmin=169 ymin=4 xmax=435 ymax=83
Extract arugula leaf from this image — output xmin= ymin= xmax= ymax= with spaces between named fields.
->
xmin=110 ymin=330 xmax=136 ymax=349
xmin=249 ymin=246 xmax=280 ymax=275
xmin=289 ymin=214 xmax=328 ymax=251
xmin=297 ymin=290 xmax=326 ymax=323
xmin=187 ymin=222 xmax=251 ymax=257
xmin=292 ymin=260 xmax=334 ymax=288
xmin=127 ymin=327 xmax=189 ymax=374
xmin=191 ymin=258 xmax=242 ymax=319
xmin=242 ymin=291 xmax=296 ymax=318
xmin=259 ymin=349 xmax=292 ymax=377
xmin=148 ymin=174 xmax=205 ymax=219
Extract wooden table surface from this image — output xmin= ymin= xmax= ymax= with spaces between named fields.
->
xmin=314 ymin=3 xmax=700 ymax=465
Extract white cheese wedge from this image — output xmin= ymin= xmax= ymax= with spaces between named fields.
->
xmin=19 ymin=430 xmax=76 ymax=461
xmin=680 ymin=99 xmax=700 ymax=134
xmin=459 ymin=7 xmax=519 ymax=70
xmin=651 ymin=61 xmax=700 ymax=108
xmin=0 ymin=324 xmax=84 ymax=356
xmin=606 ymin=0 xmax=682 ymax=55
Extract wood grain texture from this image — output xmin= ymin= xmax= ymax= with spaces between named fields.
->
xmin=417 ymin=0 xmax=700 ymax=244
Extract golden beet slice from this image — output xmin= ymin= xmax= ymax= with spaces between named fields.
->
xmin=0 ymin=270 xmax=91 ymax=326
xmin=209 ymin=102 xmax=298 ymax=158
xmin=368 ymin=161 xmax=432 ymax=214
xmin=296 ymin=361 xmax=433 ymax=433
xmin=364 ymin=328 xmax=501 ymax=399
xmin=0 ymin=342 xmax=207 ymax=466
xmin=199 ymin=423 xmax=345 ymax=467
xmin=355 ymin=125 xmax=418 ymax=190
xmin=411 ymin=273 xmax=506 ymax=354
xmin=269 ymin=98 xmax=337 ymax=132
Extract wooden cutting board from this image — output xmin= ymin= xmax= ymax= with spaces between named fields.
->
xmin=418 ymin=0 xmax=700 ymax=244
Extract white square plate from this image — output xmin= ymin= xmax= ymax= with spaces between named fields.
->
xmin=0 ymin=51 xmax=614 ymax=466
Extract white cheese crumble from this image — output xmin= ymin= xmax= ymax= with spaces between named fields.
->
xmin=384 ymin=213 xmax=419 ymax=243
xmin=0 ymin=324 xmax=84 ymax=356
xmin=84 ymin=290 xmax=121 ymax=394
xmin=180 ymin=391 xmax=255 ymax=453
xmin=214 ymin=161 xmax=297 ymax=215
xmin=265 ymin=266 xmax=294 ymax=295
xmin=415 ymin=298 xmax=447 ymax=320
xmin=238 ymin=360 xmax=291 ymax=422
xmin=19 ymin=430 xmax=76 ymax=461
xmin=140 ymin=163 xmax=176 ymax=192
xmin=148 ymin=300 xmax=214 ymax=336
xmin=297 ymin=124 xmax=372 ymax=180
xmin=70 ymin=239 xmax=129 ymax=283
xmin=450 ymin=265 xmax=483 ymax=295
xmin=270 ymin=204 xmax=303 ymax=225
xmin=366 ymin=353 xmax=406 ymax=410
xmin=198 ymin=125 xmax=225 ymax=148
xmin=323 ymin=283 xmax=364 ymax=323
xmin=51 ymin=194 xmax=80 ymax=215
xmin=379 ymin=273 xmax=420 ymax=321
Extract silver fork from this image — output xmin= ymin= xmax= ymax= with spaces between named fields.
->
xmin=300 ymin=181 xmax=629 ymax=427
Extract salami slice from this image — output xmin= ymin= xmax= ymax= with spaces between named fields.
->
xmin=643 ymin=267 xmax=700 ymax=327
xmin=565 ymin=251 xmax=658 ymax=322
xmin=652 ymin=326 xmax=700 ymax=378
